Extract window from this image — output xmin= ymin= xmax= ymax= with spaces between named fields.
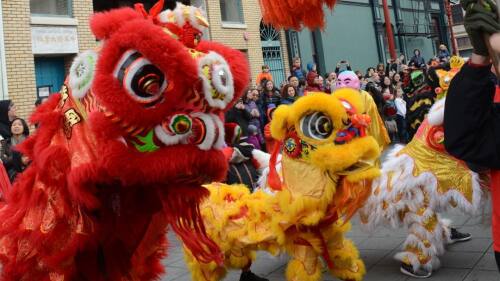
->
xmin=220 ymin=0 xmax=244 ymax=23
xmin=30 ymin=0 xmax=72 ymax=16
xmin=451 ymin=4 xmax=464 ymax=25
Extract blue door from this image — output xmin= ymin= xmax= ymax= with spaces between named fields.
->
xmin=260 ymin=22 xmax=285 ymax=87
xmin=34 ymin=57 xmax=66 ymax=95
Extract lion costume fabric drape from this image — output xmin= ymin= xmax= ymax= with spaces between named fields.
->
xmin=0 ymin=2 xmax=249 ymax=280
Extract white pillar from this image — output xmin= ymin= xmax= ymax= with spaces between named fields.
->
xmin=0 ymin=3 xmax=8 ymax=100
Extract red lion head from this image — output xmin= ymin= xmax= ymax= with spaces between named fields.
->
xmin=0 ymin=2 xmax=249 ymax=280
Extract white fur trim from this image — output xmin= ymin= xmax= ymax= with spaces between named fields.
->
xmin=394 ymin=252 xmax=421 ymax=271
xmin=252 ymin=150 xmax=270 ymax=171
xmin=427 ymin=97 xmax=446 ymax=126
xmin=359 ymin=140 xmax=485 ymax=268
xmin=69 ymin=50 xmax=98 ymax=99
xmin=188 ymin=5 xmax=208 ymax=33
xmin=154 ymin=112 xmax=218 ymax=149
xmin=256 ymin=154 xmax=282 ymax=195
xmin=198 ymin=52 xmax=235 ymax=110
xmin=173 ymin=3 xmax=187 ymax=26
xmin=157 ymin=10 xmax=173 ymax=24
xmin=210 ymin=114 xmax=225 ymax=150
xmin=192 ymin=112 xmax=215 ymax=150
xmin=154 ymin=125 xmax=187 ymax=146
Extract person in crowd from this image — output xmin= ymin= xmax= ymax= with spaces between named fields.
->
xmin=263 ymin=105 xmax=276 ymax=153
xmin=376 ymin=63 xmax=385 ymax=77
xmin=437 ymin=44 xmax=451 ymax=62
xmin=246 ymin=125 xmax=262 ymax=150
xmin=291 ymin=57 xmax=306 ymax=84
xmin=381 ymin=88 xmax=398 ymax=142
xmin=386 ymin=58 xmax=400 ymax=74
xmin=381 ymin=75 xmax=394 ymax=94
xmin=409 ymin=49 xmax=426 ymax=68
xmin=288 ymin=75 xmax=304 ymax=96
xmin=1 ymin=118 xmax=30 ymax=183
xmin=399 ymin=53 xmax=406 ymax=65
xmin=317 ymin=75 xmax=325 ymax=91
xmin=394 ymin=88 xmax=408 ymax=143
xmin=304 ymin=70 xmax=322 ymax=94
xmin=335 ymin=60 xmax=352 ymax=73
xmin=392 ymin=72 xmax=403 ymax=89
xmin=262 ymin=80 xmax=281 ymax=109
xmin=365 ymin=80 xmax=385 ymax=115
xmin=444 ymin=0 xmax=500 ymax=271
xmin=370 ymin=72 xmax=382 ymax=88
xmin=365 ymin=67 xmax=376 ymax=78
xmin=400 ymin=64 xmax=412 ymax=88
xmin=243 ymin=88 xmax=264 ymax=145
xmin=325 ymin=72 xmax=337 ymax=93
xmin=355 ymin=70 xmax=364 ymax=80
xmin=256 ymin=65 xmax=273 ymax=86
xmin=0 ymin=100 xmax=16 ymax=139
xmin=225 ymin=98 xmax=252 ymax=137
xmin=306 ymin=62 xmax=317 ymax=74
xmin=280 ymin=84 xmax=298 ymax=105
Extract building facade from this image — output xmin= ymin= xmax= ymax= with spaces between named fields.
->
xmin=291 ymin=0 xmax=451 ymax=75
xmin=205 ymin=0 xmax=290 ymax=86
xmin=0 ymin=4 xmax=8 ymax=102
xmin=94 ymin=0 xmax=291 ymax=86
xmin=1 ymin=0 xmax=291 ymax=119
xmin=1 ymin=0 xmax=95 ymax=118
xmin=94 ymin=0 xmax=290 ymax=86
xmin=451 ymin=3 xmax=473 ymax=58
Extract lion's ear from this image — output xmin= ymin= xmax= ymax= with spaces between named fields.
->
xmin=90 ymin=7 xmax=143 ymax=40
xmin=270 ymin=105 xmax=291 ymax=140
xmin=332 ymin=88 xmax=365 ymax=114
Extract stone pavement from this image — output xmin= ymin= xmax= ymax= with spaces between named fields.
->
xmin=161 ymin=206 xmax=498 ymax=281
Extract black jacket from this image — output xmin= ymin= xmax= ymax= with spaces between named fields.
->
xmin=0 ymin=100 xmax=11 ymax=139
xmin=444 ymin=63 xmax=500 ymax=168
xmin=225 ymin=143 xmax=258 ymax=192
xmin=225 ymin=107 xmax=252 ymax=136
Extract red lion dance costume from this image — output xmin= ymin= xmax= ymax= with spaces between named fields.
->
xmin=0 ymin=1 xmax=249 ymax=280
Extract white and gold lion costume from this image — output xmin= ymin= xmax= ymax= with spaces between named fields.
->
xmin=359 ymin=59 xmax=488 ymax=274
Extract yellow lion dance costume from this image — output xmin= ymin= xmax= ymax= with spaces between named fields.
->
xmin=182 ymin=89 xmax=381 ymax=281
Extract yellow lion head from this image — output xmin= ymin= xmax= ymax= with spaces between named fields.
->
xmin=271 ymin=89 xmax=381 ymax=183
xmin=267 ymin=89 xmax=381 ymax=225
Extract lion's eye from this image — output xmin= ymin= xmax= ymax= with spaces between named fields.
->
xmin=300 ymin=112 xmax=333 ymax=140
xmin=114 ymin=50 xmax=167 ymax=106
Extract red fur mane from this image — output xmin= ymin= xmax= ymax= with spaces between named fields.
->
xmin=0 ymin=3 xmax=249 ymax=280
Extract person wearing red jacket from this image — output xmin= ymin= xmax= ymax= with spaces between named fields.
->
xmin=444 ymin=0 xmax=500 ymax=271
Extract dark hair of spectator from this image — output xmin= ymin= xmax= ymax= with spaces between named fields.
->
xmin=281 ymin=84 xmax=296 ymax=99
xmin=11 ymin=118 xmax=29 ymax=137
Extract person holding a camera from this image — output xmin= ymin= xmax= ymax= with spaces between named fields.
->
xmin=335 ymin=60 xmax=352 ymax=74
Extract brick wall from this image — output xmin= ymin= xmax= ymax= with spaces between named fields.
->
xmin=1 ymin=0 xmax=95 ymax=119
xmin=73 ymin=0 xmax=95 ymax=52
xmin=206 ymin=0 xmax=263 ymax=86
xmin=280 ymin=29 xmax=290 ymax=80
xmin=205 ymin=0 xmax=290 ymax=88
xmin=2 ymin=0 xmax=36 ymax=119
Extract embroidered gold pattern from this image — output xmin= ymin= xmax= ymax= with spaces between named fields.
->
xmin=63 ymin=109 xmax=82 ymax=139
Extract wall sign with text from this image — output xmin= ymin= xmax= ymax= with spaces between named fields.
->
xmin=31 ymin=26 xmax=79 ymax=55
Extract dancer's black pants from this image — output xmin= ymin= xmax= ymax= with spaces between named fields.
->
xmin=496 ymin=252 xmax=500 ymax=271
